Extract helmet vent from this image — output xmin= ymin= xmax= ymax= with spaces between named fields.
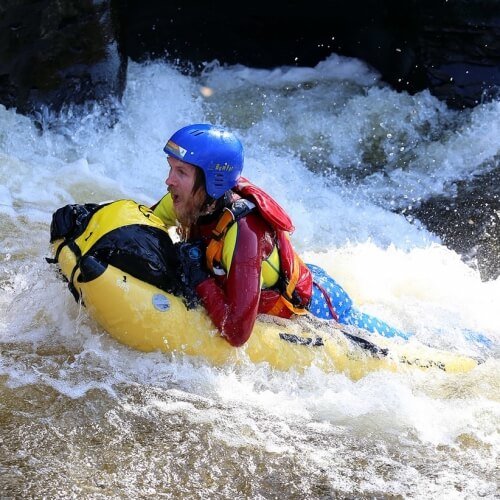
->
xmin=189 ymin=129 xmax=206 ymax=136
xmin=213 ymin=172 xmax=225 ymax=187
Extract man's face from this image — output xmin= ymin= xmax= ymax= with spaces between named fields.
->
xmin=165 ymin=156 xmax=206 ymax=225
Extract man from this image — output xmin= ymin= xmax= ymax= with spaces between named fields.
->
xmin=153 ymin=123 xmax=408 ymax=346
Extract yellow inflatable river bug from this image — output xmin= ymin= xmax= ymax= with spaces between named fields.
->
xmin=49 ymin=200 xmax=481 ymax=380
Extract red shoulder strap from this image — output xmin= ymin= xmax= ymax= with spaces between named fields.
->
xmin=236 ymin=177 xmax=294 ymax=232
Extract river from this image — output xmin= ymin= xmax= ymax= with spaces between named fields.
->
xmin=1 ymin=55 xmax=499 ymax=498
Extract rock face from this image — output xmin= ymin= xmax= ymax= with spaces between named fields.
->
xmin=410 ymin=1 xmax=500 ymax=108
xmin=122 ymin=0 xmax=500 ymax=110
xmin=1 ymin=1 xmax=499 ymax=115
xmin=405 ymin=168 xmax=500 ymax=282
xmin=0 ymin=0 xmax=126 ymax=116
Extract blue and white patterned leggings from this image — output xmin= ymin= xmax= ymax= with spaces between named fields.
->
xmin=307 ymin=264 xmax=410 ymax=339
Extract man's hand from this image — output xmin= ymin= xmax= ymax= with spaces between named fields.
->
xmin=177 ymin=241 xmax=210 ymax=290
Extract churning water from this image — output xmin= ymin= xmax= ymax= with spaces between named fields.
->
xmin=1 ymin=55 xmax=499 ymax=498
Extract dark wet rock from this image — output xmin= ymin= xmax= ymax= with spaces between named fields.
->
xmin=404 ymin=166 xmax=500 ymax=281
xmin=0 ymin=0 xmax=126 ymax=116
xmin=1 ymin=1 xmax=500 ymax=115
xmin=408 ymin=0 xmax=500 ymax=109
xmin=121 ymin=0 xmax=500 ymax=110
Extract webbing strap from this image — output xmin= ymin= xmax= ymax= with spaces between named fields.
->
xmin=266 ymin=294 xmax=309 ymax=316
xmin=211 ymin=208 xmax=235 ymax=240
xmin=205 ymin=209 xmax=235 ymax=269
xmin=57 ymin=239 xmax=83 ymax=301
xmin=285 ymin=252 xmax=301 ymax=300
xmin=45 ymin=240 xmax=69 ymax=264
xmin=312 ymin=280 xmax=339 ymax=321
xmin=205 ymin=200 xmax=255 ymax=273
xmin=265 ymin=250 xmax=308 ymax=316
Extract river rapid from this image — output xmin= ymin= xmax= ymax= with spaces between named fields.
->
xmin=1 ymin=55 xmax=499 ymax=498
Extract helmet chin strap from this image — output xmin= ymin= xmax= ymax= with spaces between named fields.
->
xmin=201 ymin=191 xmax=232 ymax=216
xmin=204 ymin=194 xmax=215 ymax=207
xmin=198 ymin=194 xmax=217 ymax=216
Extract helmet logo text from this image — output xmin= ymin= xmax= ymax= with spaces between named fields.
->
xmin=215 ymin=163 xmax=233 ymax=171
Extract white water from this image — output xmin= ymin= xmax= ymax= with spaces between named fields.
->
xmin=1 ymin=55 xmax=499 ymax=498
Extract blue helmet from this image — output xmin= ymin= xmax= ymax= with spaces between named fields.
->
xmin=163 ymin=123 xmax=244 ymax=199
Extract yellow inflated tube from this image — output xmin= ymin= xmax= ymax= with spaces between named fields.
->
xmin=52 ymin=200 xmax=480 ymax=380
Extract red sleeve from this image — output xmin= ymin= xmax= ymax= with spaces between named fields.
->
xmin=195 ymin=215 xmax=270 ymax=347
